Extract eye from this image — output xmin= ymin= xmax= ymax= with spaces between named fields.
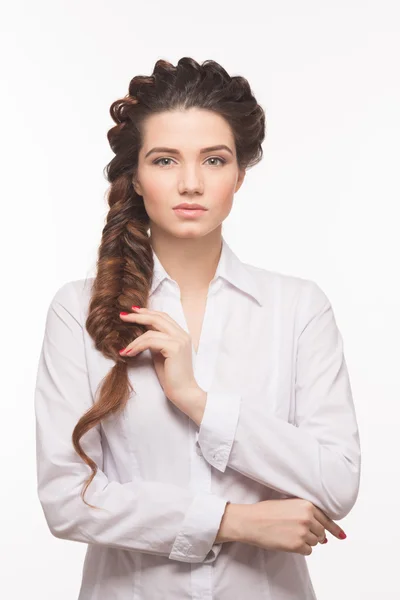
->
xmin=152 ymin=156 xmax=226 ymax=167
xmin=205 ymin=157 xmax=226 ymax=166
xmin=153 ymin=157 xmax=175 ymax=167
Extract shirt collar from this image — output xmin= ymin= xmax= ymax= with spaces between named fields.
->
xmin=150 ymin=236 xmax=263 ymax=306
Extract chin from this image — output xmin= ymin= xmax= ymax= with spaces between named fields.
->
xmin=172 ymin=228 xmax=205 ymax=239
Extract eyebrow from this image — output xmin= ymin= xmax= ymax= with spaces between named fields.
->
xmin=144 ymin=144 xmax=234 ymax=159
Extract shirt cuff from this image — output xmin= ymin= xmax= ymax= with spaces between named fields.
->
xmin=169 ymin=494 xmax=229 ymax=563
xmin=196 ymin=391 xmax=241 ymax=472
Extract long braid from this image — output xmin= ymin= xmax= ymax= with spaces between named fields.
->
xmin=71 ymin=56 xmax=265 ymax=508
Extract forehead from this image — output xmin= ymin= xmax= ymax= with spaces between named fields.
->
xmin=141 ymin=108 xmax=234 ymax=148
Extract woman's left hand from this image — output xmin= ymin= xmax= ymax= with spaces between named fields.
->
xmin=119 ymin=306 xmax=205 ymax=419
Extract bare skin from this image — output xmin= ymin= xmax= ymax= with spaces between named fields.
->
xmin=132 ymin=107 xmax=245 ymax=297
xmin=177 ymin=294 xmax=346 ymax=555
xmin=216 ymin=498 xmax=347 ymax=555
xmin=120 ymin=308 xmax=347 ymax=557
xmin=180 ymin=291 xmax=208 ymax=355
xmin=123 ymin=108 xmax=347 ymax=557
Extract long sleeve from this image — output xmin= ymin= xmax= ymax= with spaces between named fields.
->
xmin=196 ymin=280 xmax=361 ymax=521
xmin=34 ymin=282 xmax=228 ymax=563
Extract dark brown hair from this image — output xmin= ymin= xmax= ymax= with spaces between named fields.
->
xmin=72 ymin=56 xmax=266 ymax=508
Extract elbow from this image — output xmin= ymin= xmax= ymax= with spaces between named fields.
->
xmin=37 ymin=485 xmax=84 ymax=542
xmin=48 ymin=523 xmax=74 ymax=541
xmin=47 ymin=515 xmax=80 ymax=541
xmin=41 ymin=502 xmax=81 ymax=541
xmin=320 ymin=450 xmax=361 ymax=521
xmin=323 ymin=479 xmax=360 ymax=521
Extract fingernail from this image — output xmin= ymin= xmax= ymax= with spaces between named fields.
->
xmin=339 ymin=531 xmax=347 ymax=539
xmin=131 ymin=305 xmax=141 ymax=310
xmin=323 ymin=538 xmax=328 ymax=543
xmin=119 ymin=347 xmax=128 ymax=354
xmin=120 ymin=312 xmax=129 ymax=315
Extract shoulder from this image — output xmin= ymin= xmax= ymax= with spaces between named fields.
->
xmin=46 ymin=277 xmax=95 ymax=325
xmin=242 ymin=261 xmax=331 ymax=316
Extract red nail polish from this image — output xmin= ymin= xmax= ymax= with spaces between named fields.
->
xmin=131 ymin=305 xmax=141 ymax=310
xmin=119 ymin=348 xmax=127 ymax=353
xmin=339 ymin=531 xmax=347 ymax=539
xmin=120 ymin=312 xmax=129 ymax=315
xmin=323 ymin=538 xmax=328 ymax=543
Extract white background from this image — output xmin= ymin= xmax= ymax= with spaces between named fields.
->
xmin=1 ymin=1 xmax=399 ymax=598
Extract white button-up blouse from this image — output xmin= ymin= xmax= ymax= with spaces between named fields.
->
xmin=34 ymin=236 xmax=361 ymax=600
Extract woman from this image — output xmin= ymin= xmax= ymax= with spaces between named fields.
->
xmin=34 ymin=57 xmax=361 ymax=600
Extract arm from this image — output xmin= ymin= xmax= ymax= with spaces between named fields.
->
xmin=195 ymin=280 xmax=361 ymax=521
xmin=34 ymin=282 xmax=230 ymax=563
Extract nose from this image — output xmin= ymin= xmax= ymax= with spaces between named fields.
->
xmin=178 ymin=164 xmax=204 ymax=195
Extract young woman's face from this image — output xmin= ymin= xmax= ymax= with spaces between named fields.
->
xmin=133 ymin=108 xmax=246 ymax=239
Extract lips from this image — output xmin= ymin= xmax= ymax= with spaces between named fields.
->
xmin=173 ymin=206 xmax=208 ymax=219
xmin=173 ymin=204 xmax=207 ymax=210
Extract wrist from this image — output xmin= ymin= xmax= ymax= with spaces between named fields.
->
xmin=215 ymin=502 xmax=249 ymax=544
xmin=187 ymin=386 xmax=207 ymax=426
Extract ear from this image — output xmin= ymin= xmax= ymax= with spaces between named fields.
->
xmin=235 ymin=168 xmax=246 ymax=193
xmin=133 ymin=178 xmax=143 ymax=196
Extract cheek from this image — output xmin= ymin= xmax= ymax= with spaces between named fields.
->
xmin=142 ymin=175 xmax=168 ymax=198
xmin=140 ymin=168 xmax=237 ymax=217
xmin=210 ymin=175 xmax=237 ymax=208
xmin=215 ymin=195 xmax=234 ymax=219
xmin=140 ymin=176 xmax=171 ymax=214
xmin=210 ymin=169 xmax=239 ymax=195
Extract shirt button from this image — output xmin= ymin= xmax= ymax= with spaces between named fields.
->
xmin=212 ymin=449 xmax=223 ymax=461
xmin=195 ymin=442 xmax=203 ymax=456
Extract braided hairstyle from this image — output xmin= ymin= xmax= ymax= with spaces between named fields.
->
xmin=72 ymin=56 xmax=266 ymax=508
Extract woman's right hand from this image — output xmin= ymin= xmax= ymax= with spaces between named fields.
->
xmin=220 ymin=498 xmax=346 ymax=556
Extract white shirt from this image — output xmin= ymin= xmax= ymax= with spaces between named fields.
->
xmin=34 ymin=236 xmax=361 ymax=600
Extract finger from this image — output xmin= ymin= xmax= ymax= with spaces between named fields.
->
xmin=132 ymin=307 xmax=177 ymax=324
xmin=309 ymin=520 xmax=326 ymax=543
xmin=121 ymin=332 xmax=175 ymax=357
xmin=305 ymin=531 xmax=320 ymax=548
xmin=316 ymin=531 xmax=328 ymax=544
xmin=132 ymin=307 xmax=181 ymax=328
xmin=300 ymin=544 xmax=313 ymax=556
xmin=120 ymin=331 xmax=163 ymax=355
xmin=305 ymin=529 xmax=327 ymax=546
xmin=313 ymin=506 xmax=346 ymax=540
xmin=120 ymin=309 xmax=185 ymax=339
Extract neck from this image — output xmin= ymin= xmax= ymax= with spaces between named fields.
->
xmin=149 ymin=226 xmax=223 ymax=296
